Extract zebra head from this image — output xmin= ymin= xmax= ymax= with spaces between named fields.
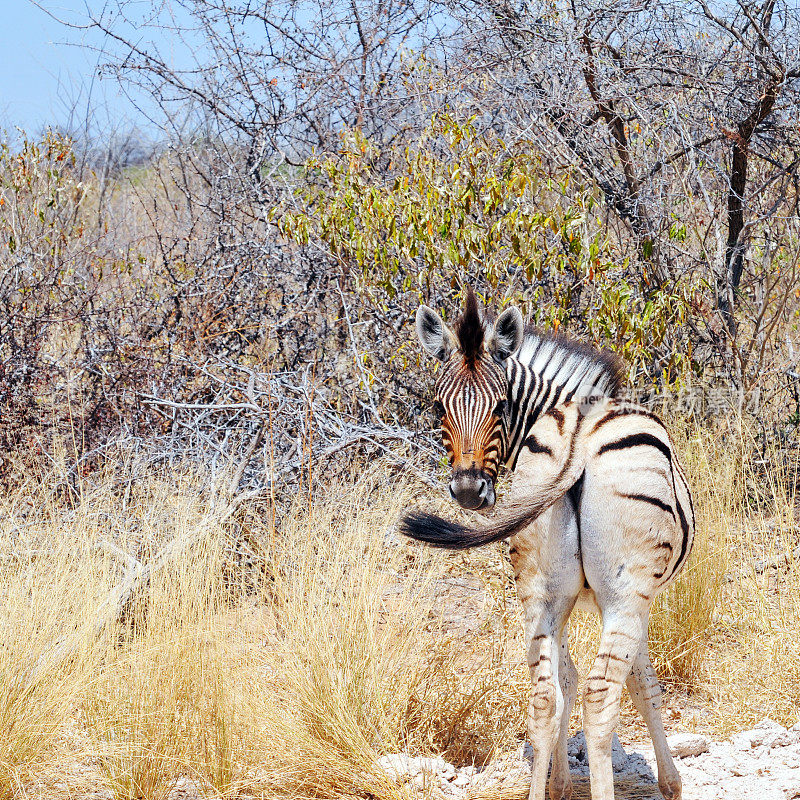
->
xmin=415 ymin=289 xmax=524 ymax=510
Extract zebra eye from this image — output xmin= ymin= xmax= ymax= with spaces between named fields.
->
xmin=493 ymin=399 xmax=507 ymax=417
xmin=433 ymin=399 xmax=445 ymax=419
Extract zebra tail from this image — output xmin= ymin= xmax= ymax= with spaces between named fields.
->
xmin=399 ymin=500 xmax=545 ymax=550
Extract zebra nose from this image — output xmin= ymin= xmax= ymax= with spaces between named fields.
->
xmin=449 ymin=472 xmax=491 ymax=510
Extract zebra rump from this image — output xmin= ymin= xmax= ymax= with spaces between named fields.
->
xmin=400 ymin=505 xmax=542 ymax=550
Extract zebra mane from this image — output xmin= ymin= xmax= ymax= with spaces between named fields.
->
xmin=515 ymin=329 xmax=625 ymax=399
xmin=454 ymin=287 xmax=485 ymax=369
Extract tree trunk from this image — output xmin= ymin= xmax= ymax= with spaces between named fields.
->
xmin=719 ymin=79 xmax=781 ymax=330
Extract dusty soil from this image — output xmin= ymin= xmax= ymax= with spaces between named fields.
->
xmin=378 ymin=718 xmax=800 ymax=799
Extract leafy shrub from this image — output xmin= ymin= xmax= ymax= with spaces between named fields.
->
xmin=280 ymin=113 xmax=698 ymax=388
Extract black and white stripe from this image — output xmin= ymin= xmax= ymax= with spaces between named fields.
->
xmin=403 ymin=294 xmax=694 ymax=800
xmin=503 ymin=332 xmax=624 ymax=469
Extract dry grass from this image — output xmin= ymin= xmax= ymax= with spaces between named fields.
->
xmin=259 ymin=468 xmax=529 ymax=795
xmin=699 ymin=424 xmax=800 ymax=734
xmin=647 ymin=417 xmax=734 ymax=686
xmin=85 ymin=538 xmax=238 ymax=800
xmin=0 ymin=460 xmax=529 ymax=799
xmin=0 ymin=543 xmax=96 ymax=797
xmin=1 ymin=422 xmax=800 ymax=798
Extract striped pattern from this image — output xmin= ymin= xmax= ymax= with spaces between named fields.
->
xmin=435 ymin=328 xmax=624 ymax=482
xmin=504 ymin=331 xmax=623 ymax=469
xmin=436 ymin=354 xmax=507 ymax=484
xmin=589 ymin=401 xmax=695 ymax=592
xmin=403 ymin=296 xmax=693 ymax=800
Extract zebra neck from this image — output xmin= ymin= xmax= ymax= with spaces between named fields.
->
xmin=503 ymin=360 xmax=551 ymax=470
xmin=501 ymin=338 xmax=620 ymax=470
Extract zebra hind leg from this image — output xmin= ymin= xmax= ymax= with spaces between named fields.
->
xmin=548 ymin=624 xmax=577 ymax=800
xmin=626 ymin=645 xmax=681 ymax=800
xmin=582 ymin=612 xmax=647 ymax=800
xmin=526 ymin=628 xmax=563 ymax=800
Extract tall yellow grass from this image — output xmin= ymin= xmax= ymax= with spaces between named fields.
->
xmin=1 ymin=421 xmax=799 ymax=797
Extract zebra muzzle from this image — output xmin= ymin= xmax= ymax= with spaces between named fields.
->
xmin=449 ymin=468 xmax=495 ymax=510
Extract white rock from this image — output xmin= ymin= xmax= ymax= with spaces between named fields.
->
xmin=668 ymin=732 xmax=710 ymax=758
xmin=409 ymin=755 xmax=447 ymax=775
xmin=756 ymin=718 xmax=787 ymax=732
xmin=412 ymin=773 xmax=429 ymax=789
xmin=568 ymin=732 xmax=587 ymax=760
xmin=766 ymin=731 xmax=796 ymax=749
xmin=611 ymin=733 xmax=629 ymax=772
xmin=783 ymin=776 xmax=800 ymax=800
xmin=780 ymin=751 xmax=800 ymax=769
xmin=377 ymin=728 xmax=800 ymax=800
xmin=730 ymin=719 xmax=788 ymax=752
xmin=377 ymin=753 xmax=412 ymax=777
xmin=714 ymin=753 xmax=740 ymax=774
xmin=732 ymin=729 xmax=763 ymax=749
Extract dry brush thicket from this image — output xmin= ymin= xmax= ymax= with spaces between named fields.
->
xmin=2 ymin=0 xmax=800 ymax=797
xmin=4 ymin=1 xmax=800 ymax=490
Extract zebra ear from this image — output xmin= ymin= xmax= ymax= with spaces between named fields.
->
xmin=489 ymin=306 xmax=524 ymax=361
xmin=416 ymin=305 xmax=458 ymax=361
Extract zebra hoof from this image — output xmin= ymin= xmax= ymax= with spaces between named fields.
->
xmin=548 ymin=775 xmax=572 ymax=800
xmin=659 ymin=775 xmax=682 ymax=800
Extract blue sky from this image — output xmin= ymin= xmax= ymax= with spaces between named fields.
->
xmin=0 ymin=2 xmax=162 ymax=136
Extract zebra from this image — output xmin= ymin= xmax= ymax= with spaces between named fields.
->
xmin=401 ymin=289 xmax=694 ymax=800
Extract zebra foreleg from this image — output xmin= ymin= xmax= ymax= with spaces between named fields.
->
xmin=582 ymin=613 xmax=647 ymax=800
xmin=548 ymin=625 xmax=577 ymax=800
xmin=626 ymin=645 xmax=681 ymax=800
